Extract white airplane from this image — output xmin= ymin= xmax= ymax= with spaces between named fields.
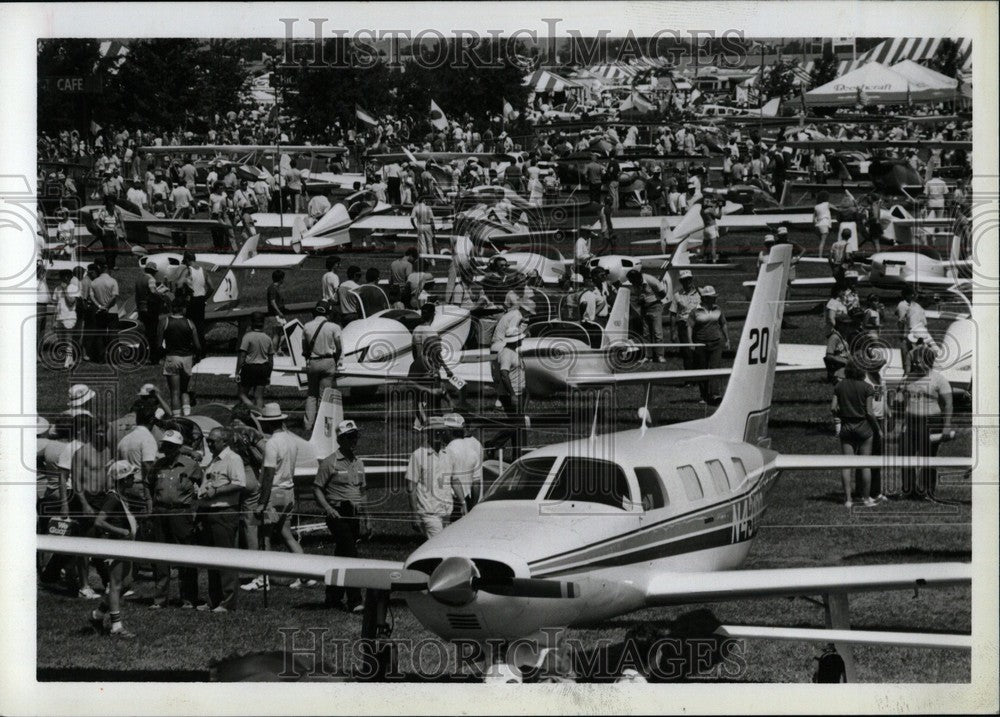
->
xmin=192 ymin=302 xmax=474 ymax=394
xmin=137 ymin=234 xmax=306 ymax=275
xmin=39 ymin=244 xmax=973 ymax=680
xmin=260 ymin=190 xmax=395 ymax=253
xmin=743 ymin=222 xmax=972 ymax=296
xmin=776 ymin=315 xmax=974 ymax=394
xmin=588 ymin=208 xmax=814 ymax=239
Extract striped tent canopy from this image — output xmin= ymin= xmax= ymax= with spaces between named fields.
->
xmin=586 ymin=63 xmax=639 ymax=82
xmin=98 ymin=40 xmax=129 ymax=74
xmin=838 ymin=37 xmax=972 ymax=76
xmin=805 ymin=61 xmax=955 ymax=106
xmin=523 ymin=69 xmax=586 ymax=94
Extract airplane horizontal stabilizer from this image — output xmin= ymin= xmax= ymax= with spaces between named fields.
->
xmin=771 ymin=454 xmax=972 ymax=471
xmin=718 ymin=625 xmax=971 ymax=650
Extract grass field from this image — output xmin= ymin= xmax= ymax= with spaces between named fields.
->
xmin=35 ymin=225 xmax=974 ymax=682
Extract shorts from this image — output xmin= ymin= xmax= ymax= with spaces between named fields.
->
xmin=840 ymin=420 xmax=873 ymax=450
xmin=264 ymin=486 xmax=295 ymax=525
xmin=163 ymin=354 xmax=194 ymax=377
xmin=240 ymin=362 xmax=272 ymax=388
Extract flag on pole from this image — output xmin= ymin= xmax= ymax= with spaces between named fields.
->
xmin=355 ymin=104 xmax=378 ymax=127
xmin=429 ymin=100 xmax=448 ymax=130
xmin=502 ymin=98 xmax=516 ymax=121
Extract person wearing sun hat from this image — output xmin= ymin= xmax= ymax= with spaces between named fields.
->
xmin=443 ymin=412 xmax=483 ymax=514
xmin=688 ymin=285 xmax=730 ymax=405
xmin=312 ymin=419 xmax=369 ymax=611
xmin=148 ymin=429 xmax=202 ymax=609
xmin=670 ymin=269 xmax=700 ymax=370
xmin=65 ymin=383 xmax=96 ymax=418
xmin=255 ymin=402 xmax=309 ymax=587
xmin=88 ymin=460 xmax=143 ymax=638
xmin=405 ymin=416 xmax=462 ymax=539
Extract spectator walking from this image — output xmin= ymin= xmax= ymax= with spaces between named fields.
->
xmin=405 ymin=418 xmax=462 ymax=539
xmin=301 ymin=302 xmax=342 ymax=431
xmin=156 ymin=297 xmax=202 ymax=416
xmin=235 ymin=312 xmax=274 ymax=410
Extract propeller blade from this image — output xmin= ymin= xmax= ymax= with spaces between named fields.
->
xmin=478 ymin=577 xmax=579 ymax=599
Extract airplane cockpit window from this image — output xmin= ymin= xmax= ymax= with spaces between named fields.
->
xmin=482 ymin=457 xmax=557 ymax=502
xmin=544 ymin=458 xmax=632 ymax=510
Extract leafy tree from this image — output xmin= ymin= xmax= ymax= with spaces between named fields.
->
xmin=100 ymin=39 xmax=251 ymax=130
xmin=809 ymin=45 xmax=839 ymax=89
xmin=760 ymin=60 xmax=797 ymax=100
xmin=36 ymin=39 xmax=108 ymax=133
xmin=930 ymin=38 xmax=960 ymax=78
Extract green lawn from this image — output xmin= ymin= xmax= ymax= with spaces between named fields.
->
xmin=36 ymin=226 xmax=973 ymax=682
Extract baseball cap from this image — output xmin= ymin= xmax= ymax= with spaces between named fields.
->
xmin=336 ymin=419 xmax=358 ymax=437
xmin=442 ymin=413 xmax=465 ymax=429
xmin=139 ymin=383 xmax=157 ymax=396
xmin=700 ymin=285 xmax=717 ymax=297
xmin=159 ymin=429 xmax=185 ymax=446
xmin=764 ymin=234 xmax=775 ymax=244
xmin=107 ymin=460 xmax=139 ymax=482
xmin=777 ymin=226 xmax=789 ymax=236
xmin=678 ymin=269 xmax=694 ymax=280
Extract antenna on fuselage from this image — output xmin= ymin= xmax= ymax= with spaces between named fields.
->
xmin=589 ymin=391 xmax=601 ymax=442
xmin=638 ymin=384 xmax=652 ymax=436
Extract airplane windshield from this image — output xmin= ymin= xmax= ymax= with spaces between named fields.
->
xmin=543 ymin=457 xmax=632 ymax=510
xmin=482 ymin=457 xmax=557 ymax=502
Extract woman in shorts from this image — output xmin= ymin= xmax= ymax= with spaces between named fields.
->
xmin=157 ymin=296 xmax=202 ymax=417
xmin=831 ymin=363 xmax=877 ymax=508
xmin=234 ymin=313 xmax=274 ymax=411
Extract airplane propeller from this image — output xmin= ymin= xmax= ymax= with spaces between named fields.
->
xmin=424 ymin=557 xmax=579 ymax=606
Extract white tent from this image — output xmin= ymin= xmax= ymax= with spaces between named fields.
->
xmin=891 ymin=59 xmax=959 ymax=99
xmin=804 ymin=61 xmax=950 ymax=106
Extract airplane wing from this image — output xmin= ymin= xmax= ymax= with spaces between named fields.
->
xmin=124 ymin=217 xmax=227 ymax=229
xmin=771 ymin=454 xmax=972 ymax=471
xmin=743 ymin=276 xmax=839 ymax=292
xmin=351 ymin=215 xmax=452 ymax=232
xmin=191 ymin=356 xmax=304 ymax=388
xmin=193 ymin=252 xmax=307 ymax=270
xmin=565 ymin=364 xmax=821 ymax=387
xmin=718 ymin=624 xmax=971 ymax=650
xmin=591 ymin=214 xmax=814 ymax=233
xmin=37 ymin=535 xmax=424 ymax=590
xmin=644 ymin=562 xmax=970 ymax=606
xmin=138 ymin=145 xmax=349 ymax=155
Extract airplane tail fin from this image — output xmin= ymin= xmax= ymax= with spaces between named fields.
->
xmin=233 ymin=235 xmax=260 ymax=264
xmin=308 ymin=388 xmax=344 ymax=461
xmin=669 ymin=204 xmax=706 ymax=246
xmin=703 ymin=244 xmax=792 ymax=446
xmin=602 ymin=287 xmax=631 ymax=347
xmin=760 ymin=97 xmax=780 ymax=118
xmin=211 ymin=270 xmax=239 ymax=306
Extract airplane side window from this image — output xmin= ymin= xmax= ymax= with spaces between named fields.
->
xmin=545 ymin=458 xmax=631 ymax=510
xmin=730 ymin=458 xmax=748 ymax=489
xmin=677 ymin=465 xmax=704 ymax=501
xmin=706 ymin=460 xmax=729 ymax=494
xmin=634 ymin=467 xmax=667 ymax=510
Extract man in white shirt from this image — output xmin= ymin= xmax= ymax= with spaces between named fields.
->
xmin=321 ymin=256 xmax=341 ymax=307
xmin=490 ymin=293 xmax=524 ymax=353
xmin=923 ymin=168 xmax=948 ymax=219
xmin=256 ymin=404 xmax=309 ymax=585
xmin=443 ymin=413 xmax=483 ymax=513
xmin=406 ymin=419 xmax=463 ymax=538
xmin=578 ymin=276 xmax=608 ymax=323
xmin=197 ymin=428 xmax=246 ymax=611
xmin=126 ymin=180 xmax=148 ymax=209
xmin=50 ymin=270 xmax=80 ymax=369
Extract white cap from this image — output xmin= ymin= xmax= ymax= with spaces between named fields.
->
xmin=159 ymin=429 xmax=185 ymax=446
xmin=336 ymin=419 xmax=358 ymax=437
xmin=678 ymin=269 xmax=694 ymax=280
xmin=138 ymin=383 xmax=157 ymax=396
xmin=700 ymin=285 xmax=717 ymax=298
xmin=107 ymin=460 xmax=139 ymax=481
xmin=442 ymin=413 xmax=465 ymax=429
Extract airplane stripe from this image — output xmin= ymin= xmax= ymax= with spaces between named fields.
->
xmin=531 ymin=525 xmax=741 ymax=578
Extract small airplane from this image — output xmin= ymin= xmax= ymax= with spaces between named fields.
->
xmin=39 ymin=244 xmax=973 ymax=680
xmin=138 ymin=234 xmax=306 ymax=275
xmin=260 ymin=189 xmax=395 ymax=253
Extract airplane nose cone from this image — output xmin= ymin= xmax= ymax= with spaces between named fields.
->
xmin=427 ymin=556 xmax=480 ymax=607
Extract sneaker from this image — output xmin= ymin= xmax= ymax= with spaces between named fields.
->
xmin=78 ymin=586 xmax=101 ymax=599
xmin=861 ymin=498 xmax=877 ymax=508
xmin=180 ymin=601 xmax=195 ymax=610
xmin=196 ymin=603 xmax=212 ymax=612
xmin=288 ymin=579 xmax=304 ymax=590
xmin=241 ymin=577 xmax=264 ymax=592
xmin=122 ymin=589 xmax=136 ymax=599
xmin=304 ymin=579 xmax=318 ymax=588
xmin=655 ymin=356 xmax=667 ymax=364
xmin=349 ymin=603 xmax=365 ymax=614
xmin=109 ymin=626 xmax=136 ymax=639
xmin=211 ymin=605 xmax=229 ymax=613
xmin=844 ymin=500 xmax=853 ymax=508
xmin=149 ymin=602 xmax=165 ymax=610
xmin=876 ymin=494 xmax=889 ymax=503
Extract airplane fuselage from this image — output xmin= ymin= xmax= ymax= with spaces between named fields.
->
xmin=400 ymin=425 xmax=777 ymax=644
